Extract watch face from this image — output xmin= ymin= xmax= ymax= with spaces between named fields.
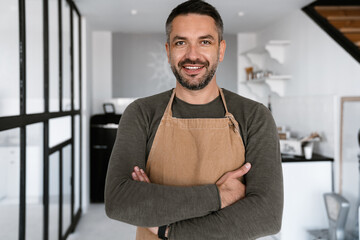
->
xmin=325 ymin=195 xmax=340 ymax=220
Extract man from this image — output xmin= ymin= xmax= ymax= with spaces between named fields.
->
xmin=105 ymin=0 xmax=283 ymax=239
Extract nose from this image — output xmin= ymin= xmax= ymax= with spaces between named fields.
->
xmin=185 ymin=44 xmax=200 ymax=61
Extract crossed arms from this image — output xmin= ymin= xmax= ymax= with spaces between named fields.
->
xmin=105 ymin=100 xmax=283 ymax=239
xmin=131 ymin=163 xmax=251 ymax=237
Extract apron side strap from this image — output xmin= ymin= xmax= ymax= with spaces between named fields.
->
xmin=226 ymin=113 xmax=240 ymax=134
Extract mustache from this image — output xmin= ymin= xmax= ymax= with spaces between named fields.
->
xmin=178 ymin=59 xmax=209 ymax=67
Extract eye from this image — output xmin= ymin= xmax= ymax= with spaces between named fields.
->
xmin=175 ymin=41 xmax=185 ymax=46
xmin=201 ymin=40 xmax=211 ymax=45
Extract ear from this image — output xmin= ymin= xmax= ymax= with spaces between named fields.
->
xmin=219 ymin=40 xmax=226 ymax=62
xmin=165 ymin=42 xmax=170 ymax=63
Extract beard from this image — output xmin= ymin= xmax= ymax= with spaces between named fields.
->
xmin=170 ymin=58 xmax=219 ymax=91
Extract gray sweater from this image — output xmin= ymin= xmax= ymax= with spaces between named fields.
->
xmin=105 ymin=89 xmax=283 ymax=239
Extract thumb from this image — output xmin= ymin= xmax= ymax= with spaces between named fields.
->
xmin=216 ymin=163 xmax=251 ymax=185
xmin=230 ymin=163 xmax=251 ymax=179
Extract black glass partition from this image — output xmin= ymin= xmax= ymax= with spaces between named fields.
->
xmin=0 ymin=0 xmax=83 ymax=239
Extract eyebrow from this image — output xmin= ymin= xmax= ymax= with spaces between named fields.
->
xmin=172 ymin=35 xmax=187 ymax=43
xmin=199 ymin=35 xmax=215 ymax=41
xmin=172 ymin=34 xmax=216 ymax=43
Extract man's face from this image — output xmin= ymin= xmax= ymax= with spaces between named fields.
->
xmin=166 ymin=14 xmax=226 ymax=90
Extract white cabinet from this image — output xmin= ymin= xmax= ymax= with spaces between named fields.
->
xmin=280 ymin=161 xmax=333 ymax=240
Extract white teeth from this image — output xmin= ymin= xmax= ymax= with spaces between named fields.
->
xmin=185 ymin=66 xmax=201 ymax=70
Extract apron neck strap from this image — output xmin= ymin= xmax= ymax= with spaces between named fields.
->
xmin=164 ymin=87 xmax=230 ymax=117
xmin=218 ymin=88 xmax=230 ymax=115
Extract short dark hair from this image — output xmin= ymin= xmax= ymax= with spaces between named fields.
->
xmin=165 ymin=0 xmax=224 ymax=44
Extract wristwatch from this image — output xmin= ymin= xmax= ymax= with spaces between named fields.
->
xmin=158 ymin=225 xmax=169 ymax=239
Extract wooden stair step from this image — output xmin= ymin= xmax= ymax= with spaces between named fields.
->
xmin=317 ymin=10 xmax=360 ymax=18
xmin=315 ymin=6 xmax=360 ymax=11
xmin=343 ymin=32 xmax=360 ymax=42
xmin=329 ymin=20 xmax=360 ymax=28
xmin=315 ymin=6 xmax=360 ymax=18
xmin=327 ymin=16 xmax=360 ymax=21
xmin=339 ymin=27 xmax=360 ymax=33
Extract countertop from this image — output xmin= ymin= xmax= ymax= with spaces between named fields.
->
xmin=281 ymin=153 xmax=333 ymax=163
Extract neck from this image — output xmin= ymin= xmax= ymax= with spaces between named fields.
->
xmin=175 ymin=78 xmax=219 ymax=104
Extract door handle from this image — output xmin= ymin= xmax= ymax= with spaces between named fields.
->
xmin=93 ymin=145 xmax=108 ymax=149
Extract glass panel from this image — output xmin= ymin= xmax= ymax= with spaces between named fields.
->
xmin=49 ymin=152 xmax=59 ymax=240
xmin=0 ymin=128 xmax=20 ymax=240
xmin=62 ymin=145 xmax=72 ymax=236
xmin=62 ymin=0 xmax=71 ymax=111
xmin=26 ymin=123 xmax=43 ymax=240
xmin=74 ymin=115 xmax=80 ymax=212
xmin=0 ymin=1 xmax=19 ymax=117
xmin=49 ymin=0 xmax=59 ymax=112
xmin=26 ymin=0 xmax=44 ymax=114
xmin=49 ymin=116 xmax=71 ymax=148
xmin=73 ymin=12 xmax=80 ymax=110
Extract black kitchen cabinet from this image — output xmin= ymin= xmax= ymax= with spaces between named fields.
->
xmin=90 ymin=114 xmax=121 ymax=202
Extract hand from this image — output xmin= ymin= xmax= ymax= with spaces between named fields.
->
xmin=131 ymin=166 xmax=151 ymax=183
xmin=132 ymin=167 xmax=169 ymax=238
xmin=216 ymin=162 xmax=251 ymax=209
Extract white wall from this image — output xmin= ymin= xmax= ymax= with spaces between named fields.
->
xmin=92 ymin=32 xmax=113 ymax=114
xmin=81 ymin=18 xmax=92 ymax=213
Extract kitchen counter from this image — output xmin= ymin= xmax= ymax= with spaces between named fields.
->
xmin=280 ymin=153 xmax=334 ymax=240
xmin=281 ymin=153 xmax=333 ymax=163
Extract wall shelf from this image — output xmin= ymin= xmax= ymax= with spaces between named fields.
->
xmin=240 ymin=40 xmax=291 ymax=97
xmin=247 ymin=75 xmax=292 ymax=84
xmin=246 ymin=75 xmax=291 ymax=96
xmin=265 ymin=40 xmax=291 ymax=64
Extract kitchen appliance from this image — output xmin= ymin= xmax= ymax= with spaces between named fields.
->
xmin=90 ymin=114 xmax=121 ymax=202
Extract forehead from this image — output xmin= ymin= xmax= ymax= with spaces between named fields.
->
xmin=170 ymin=14 xmax=218 ymax=39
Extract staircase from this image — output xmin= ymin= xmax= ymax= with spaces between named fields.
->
xmin=303 ymin=1 xmax=360 ymax=63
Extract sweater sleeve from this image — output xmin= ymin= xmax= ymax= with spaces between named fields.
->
xmin=104 ymin=101 xmax=221 ymax=227
xmin=168 ymin=104 xmax=284 ymax=240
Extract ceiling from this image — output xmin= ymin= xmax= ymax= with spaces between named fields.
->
xmin=74 ymin=0 xmax=315 ymax=34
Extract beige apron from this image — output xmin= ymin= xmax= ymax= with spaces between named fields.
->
xmin=136 ymin=88 xmax=246 ymax=240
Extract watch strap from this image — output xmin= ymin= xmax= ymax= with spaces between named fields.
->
xmin=158 ymin=225 xmax=168 ymax=239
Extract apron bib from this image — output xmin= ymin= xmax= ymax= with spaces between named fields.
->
xmin=136 ymin=88 xmax=245 ymax=239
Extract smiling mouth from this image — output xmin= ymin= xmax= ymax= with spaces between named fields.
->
xmin=182 ymin=65 xmax=205 ymax=75
xmin=184 ymin=66 xmax=202 ymax=70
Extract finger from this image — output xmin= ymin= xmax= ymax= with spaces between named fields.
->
xmin=134 ymin=166 xmax=146 ymax=182
xmin=230 ymin=163 xmax=251 ymax=179
xmin=140 ymin=169 xmax=151 ymax=183
xmin=132 ymin=172 xmax=139 ymax=181
xmin=216 ymin=172 xmax=231 ymax=185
